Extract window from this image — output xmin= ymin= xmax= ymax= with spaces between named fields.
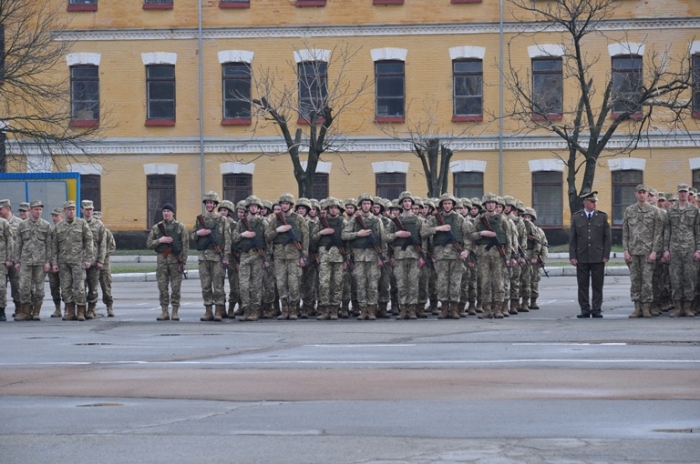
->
xmin=532 ymin=171 xmax=563 ymax=227
xmin=68 ymin=0 xmax=97 ymax=12
xmin=693 ymin=169 xmax=700 ymax=191
xmin=611 ymin=55 xmax=643 ymax=115
xmin=143 ymin=0 xmax=173 ymax=9
xmin=146 ymin=65 xmax=175 ymax=125
xmin=147 ymin=175 xmax=176 ymax=228
xmin=80 ymin=175 xmax=101 ymax=212
xmin=298 ymin=61 xmax=328 ymax=121
xmin=312 ymin=173 xmax=329 ymax=200
xmin=612 ymin=170 xmax=643 ymax=226
xmin=375 ymin=60 xmax=405 ymax=122
xmin=70 ymin=65 xmax=99 ymax=126
xmin=219 ymin=0 xmax=249 ymax=7
xmin=223 ymin=173 xmax=252 ymax=205
xmin=295 ymin=0 xmax=326 ymax=6
xmin=532 ymin=58 xmax=563 ymax=118
xmin=453 ymin=60 xmax=483 ymax=121
xmin=222 ymin=63 xmax=251 ymax=123
xmin=375 ymin=173 xmax=406 ymax=200
xmin=692 ymin=54 xmax=700 ymax=117
xmin=374 ymin=0 xmax=404 ymax=4
xmin=453 ymin=172 xmax=483 ymax=199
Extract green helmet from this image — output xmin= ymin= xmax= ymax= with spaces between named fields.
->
xmin=438 ymin=193 xmax=457 ymax=209
xmin=344 ymin=197 xmax=357 ymax=208
xmin=461 ymin=198 xmax=472 ymax=208
xmin=414 ymin=197 xmax=424 ymax=208
xmin=471 ymin=197 xmax=482 ymax=209
xmin=217 ymin=200 xmax=234 ymax=212
xmin=245 ymin=195 xmax=263 ymax=209
xmin=515 ymin=200 xmax=525 ymax=213
xmin=203 ymin=191 xmax=220 ymax=204
xmin=482 ymin=192 xmax=498 ymax=204
xmin=398 ymin=191 xmax=415 ymax=204
xmin=310 ymin=199 xmax=320 ymax=211
xmin=296 ymin=197 xmax=311 ymax=210
xmin=503 ymin=195 xmax=517 ymax=207
xmin=523 ymin=207 xmax=537 ymax=221
xmin=390 ymin=199 xmax=400 ymax=209
xmin=357 ymin=193 xmax=374 ymax=205
xmin=496 ymin=196 xmax=505 ymax=206
xmin=278 ymin=193 xmax=295 ymax=206
xmin=262 ymin=200 xmax=273 ymax=210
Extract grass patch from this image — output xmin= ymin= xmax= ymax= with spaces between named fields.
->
xmin=111 ymin=264 xmax=158 ymax=274
xmin=112 ymin=249 xmax=152 ymax=256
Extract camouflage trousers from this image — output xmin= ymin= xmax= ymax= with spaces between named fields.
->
xmin=352 ymin=261 xmax=380 ymax=306
xmin=99 ymin=257 xmax=113 ymax=305
xmin=418 ymin=265 xmax=431 ymax=306
xmin=48 ymin=270 xmax=61 ymax=304
xmin=530 ymin=264 xmax=542 ymax=299
xmin=394 ymin=258 xmax=421 ymax=305
xmin=275 ymin=258 xmax=302 ymax=303
xmin=435 ymin=259 xmax=464 ymax=302
xmin=7 ymin=265 xmax=19 ymax=306
xmin=226 ymin=260 xmax=240 ymax=307
xmin=628 ymin=255 xmax=655 ymax=302
xmin=459 ymin=265 xmax=471 ymax=304
xmin=378 ymin=262 xmax=391 ymax=304
xmin=85 ymin=265 xmax=101 ymax=305
xmin=668 ymin=251 xmax=698 ymax=301
xmin=262 ymin=257 xmax=277 ymax=306
xmin=519 ymin=263 xmax=532 ymax=300
xmin=477 ymin=246 xmax=506 ymax=302
xmin=59 ymin=263 xmax=87 ymax=305
xmin=0 ymin=270 xmax=7 ymax=308
xmin=157 ymin=262 xmax=184 ymax=308
xmin=239 ymin=253 xmax=265 ymax=311
xmin=19 ymin=264 xmax=46 ymax=304
xmin=342 ymin=267 xmax=354 ymax=305
xmin=199 ymin=260 xmax=227 ymax=306
xmin=509 ymin=264 xmax=522 ymax=300
xmin=318 ymin=261 xmax=344 ymax=306
xmin=300 ymin=261 xmax=318 ymax=304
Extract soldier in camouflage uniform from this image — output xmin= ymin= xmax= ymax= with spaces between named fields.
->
xmin=519 ymin=208 xmax=541 ymax=313
xmin=259 ymin=200 xmax=278 ymax=318
xmin=467 ymin=198 xmax=484 ymax=314
xmin=623 ymin=184 xmax=663 ymax=318
xmin=661 ymin=183 xmax=700 ymax=317
xmin=342 ymin=193 xmax=387 ymax=320
xmin=313 ymin=198 xmax=347 ymax=320
xmin=0 ymin=200 xmax=22 ymax=317
xmin=48 ymin=208 xmax=63 ymax=318
xmin=471 ymin=193 xmax=512 ymax=319
xmin=81 ymin=200 xmax=106 ymax=320
xmin=373 ymin=197 xmax=393 ymax=318
xmin=495 ymin=197 xmax=516 ymax=318
xmin=13 ymin=201 xmax=52 ymax=321
xmin=217 ymin=200 xmax=237 ymax=318
xmin=94 ymin=211 xmax=116 ymax=317
xmin=341 ymin=198 xmax=357 ymax=318
xmin=52 ymin=201 xmax=94 ymax=321
xmin=147 ymin=203 xmax=188 ymax=321
xmin=0 ymin=216 xmax=12 ymax=322
xmin=232 ymin=196 xmax=269 ymax=321
xmin=266 ymin=193 xmax=309 ymax=320
xmin=297 ymin=198 xmax=318 ymax=318
xmin=18 ymin=202 xmax=29 ymax=220
xmin=191 ymin=192 xmax=231 ymax=322
xmin=504 ymin=197 xmax=527 ymax=315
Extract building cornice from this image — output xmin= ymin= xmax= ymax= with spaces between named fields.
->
xmin=8 ymin=132 xmax=700 ymax=156
xmin=54 ymin=17 xmax=700 ymax=42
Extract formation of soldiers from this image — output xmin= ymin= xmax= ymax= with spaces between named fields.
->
xmin=622 ymin=183 xmax=700 ymax=318
xmin=149 ymin=191 xmax=549 ymax=322
xmin=0 ymin=199 xmax=116 ymax=322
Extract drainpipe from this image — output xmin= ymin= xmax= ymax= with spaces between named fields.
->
xmin=498 ymin=0 xmax=504 ymax=196
xmin=198 ymin=0 xmax=205 ymax=206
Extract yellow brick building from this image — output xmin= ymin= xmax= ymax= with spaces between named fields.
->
xmin=7 ymin=0 xmax=700 ymax=242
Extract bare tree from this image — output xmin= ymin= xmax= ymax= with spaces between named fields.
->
xmin=506 ymin=0 xmax=697 ymax=215
xmin=246 ymin=42 xmax=367 ymax=198
xmin=0 ymin=0 xmax=107 ymax=173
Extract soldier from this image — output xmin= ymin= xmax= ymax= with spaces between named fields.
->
xmin=52 ymin=201 xmax=94 ymax=321
xmin=505 ymin=198 xmax=527 ymax=315
xmin=297 ymin=198 xmax=318 ymax=318
xmin=13 ymin=201 xmax=52 ymax=321
xmin=661 ymin=183 xmax=700 ymax=317
xmin=623 ymin=184 xmax=663 ymax=318
xmin=520 ymin=208 xmax=542 ymax=313
xmin=313 ymin=198 xmax=347 ymax=320
xmin=458 ymin=198 xmax=477 ymax=316
xmin=147 ymin=203 xmax=188 ymax=321
xmin=192 ymin=191 xmax=231 ymax=322
xmin=342 ymin=193 xmax=387 ymax=320
xmin=373 ymin=197 xmax=393 ymax=318
xmin=266 ymin=193 xmax=308 ymax=320
xmin=0 ymin=199 xmax=22 ymax=317
xmin=569 ymin=190 xmax=612 ymax=318
xmin=18 ymin=202 xmax=29 ymax=220
xmin=48 ymin=208 xmax=63 ymax=318
xmin=94 ymin=211 xmax=116 ymax=317
xmin=0 ymin=216 xmax=12 ymax=321
xmin=341 ymin=198 xmax=357 ymax=318
xmin=218 ymin=200 xmax=237 ymax=318
xmin=232 ymin=196 xmax=269 ymax=321
xmin=81 ymin=200 xmax=106 ymax=320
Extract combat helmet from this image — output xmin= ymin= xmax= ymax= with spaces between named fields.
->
xmin=310 ymin=199 xmax=320 ymax=212
xmin=523 ymin=207 xmax=537 ymax=221
xmin=461 ymin=198 xmax=472 ymax=209
xmin=278 ymin=193 xmax=295 ymax=206
xmin=414 ymin=197 xmax=425 ymax=208
xmin=503 ymin=195 xmax=517 ymax=207
xmin=217 ymin=200 xmax=234 ymax=213
xmin=236 ymin=200 xmax=247 ymax=212
xmin=202 ymin=191 xmax=220 ymax=204
xmin=262 ymin=200 xmax=273 ymax=211
xmin=438 ymin=193 xmax=457 ymax=209
xmin=471 ymin=197 xmax=482 ymax=210
xmin=245 ymin=195 xmax=263 ymax=209
xmin=515 ymin=200 xmax=526 ymax=213
xmin=398 ymin=191 xmax=415 ymax=205
xmin=344 ymin=198 xmax=357 ymax=209
xmin=357 ymin=193 xmax=374 ymax=205
xmin=296 ymin=197 xmax=311 ymax=211
xmin=482 ymin=192 xmax=498 ymax=204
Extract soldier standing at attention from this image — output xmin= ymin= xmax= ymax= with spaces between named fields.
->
xmin=217 ymin=200 xmax=237 ymax=319
xmin=313 ymin=198 xmax=347 ymax=320
xmin=52 ymin=201 xmax=94 ymax=321
xmin=623 ymin=184 xmax=663 ymax=318
xmin=0 ymin=216 xmax=13 ymax=321
xmin=13 ymin=201 xmax=52 ymax=321
xmin=296 ymin=198 xmax=316 ymax=319
xmin=569 ymin=190 xmax=611 ymax=318
xmin=148 ymin=203 xmax=188 ymax=321
xmin=18 ymin=203 xmax=29 ymax=220
xmin=661 ymin=183 xmax=700 ymax=317
xmin=81 ymin=200 xmax=106 ymax=320
xmin=94 ymin=211 xmax=116 ymax=317
xmin=0 ymin=199 xmax=22 ymax=317
xmin=192 ymin=192 xmax=231 ymax=322
xmin=48 ymin=208 xmax=64 ymax=318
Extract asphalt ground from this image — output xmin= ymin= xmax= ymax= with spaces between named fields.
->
xmin=1 ymin=275 xmax=699 ymax=463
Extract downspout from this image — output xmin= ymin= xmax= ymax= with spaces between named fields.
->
xmin=498 ymin=0 xmax=504 ymax=196
xmin=198 ymin=0 xmax=205 ymax=206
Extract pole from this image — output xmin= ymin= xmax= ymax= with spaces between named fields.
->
xmin=498 ymin=0 xmax=504 ymax=196
xmin=197 ymin=0 xmax=205 ymax=209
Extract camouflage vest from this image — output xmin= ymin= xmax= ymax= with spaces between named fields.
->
xmin=350 ymin=215 xmax=379 ymax=249
xmin=434 ymin=212 xmax=463 ymax=247
xmin=318 ymin=216 xmax=345 ymax=250
xmin=475 ymin=214 xmax=507 ymax=246
xmin=154 ymin=220 xmax=183 ymax=254
xmin=195 ymin=214 xmax=223 ymax=251
xmin=273 ymin=212 xmax=302 ymax=245
xmin=393 ymin=215 xmax=421 ymax=250
xmin=239 ymin=217 xmax=267 ymax=252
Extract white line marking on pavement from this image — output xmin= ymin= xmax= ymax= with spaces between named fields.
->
xmin=305 ymin=344 xmax=416 ymax=348
xmin=513 ymin=343 xmax=628 ymax=346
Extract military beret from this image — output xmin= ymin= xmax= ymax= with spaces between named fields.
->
xmin=81 ymin=200 xmax=94 ymax=209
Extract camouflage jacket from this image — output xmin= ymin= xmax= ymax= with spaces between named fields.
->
xmin=311 ymin=215 xmax=346 ymax=263
xmin=342 ymin=212 xmax=388 ymax=263
xmin=14 ymin=217 xmax=52 ymax=265
xmin=663 ymin=203 xmax=700 ymax=253
xmin=422 ymin=210 xmax=473 ymax=260
xmin=385 ymin=213 xmax=429 ymax=261
xmin=265 ymin=211 xmax=309 ymax=260
xmin=52 ymin=217 xmax=94 ymax=265
xmin=622 ymin=202 xmax=663 ymax=255
xmin=147 ymin=219 xmax=189 ymax=266
xmin=86 ymin=218 xmax=107 ymax=265
xmin=0 ymin=218 xmax=13 ymax=273
xmin=232 ymin=215 xmax=269 ymax=266
xmin=191 ymin=212 xmax=231 ymax=262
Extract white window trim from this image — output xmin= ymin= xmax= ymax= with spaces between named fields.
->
xmin=527 ymin=44 xmax=565 ymax=58
xmin=141 ymin=52 xmax=177 ymax=66
xmin=300 ymin=161 xmax=332 ymax=174
xmin=218 ymin=50 xmax=254 ymax=64
xmin=690 ymin=41 xmax=700 ymax=55
xmin=294 ymin=49 xmax=331 ymax=63
xmin=449 ymin=46 xmax=485 ymax=61
xmin=26 ymin=155 xmax=52 ymax=173
xmin=220 ymin=162 xmax=255 ymax=175
xmin=69 ymin=163 xmax=103 ymax=176
xmin=371 ymin=48 xmax=408 ymax=62
xmin=689 ymin=158 xmax=700 ymax=171
xmin=450 ymin=160 xmax=487 ymax=173
xmin=608 ymin=43 xmax=645 ymax=57
xmin=144 ymin=163 xmax=178 ymax=176
xmin=66 ymin=53 xmax=101 ymax=67
xmin=528 ymin=159 xmax=565 ymax=172
xmin=372 ymin=161 xmax=409 ymax=174
xmin=607 ymin=158 xmax=646 ymax=171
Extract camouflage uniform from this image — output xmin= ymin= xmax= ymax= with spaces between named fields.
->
xmin=52 ymin=203 xmax=94 ymax=321
xmin=0 ymin=218 xmax=13 ymax=321
xmin=13 ymin=204 xmax=52 ymax=321
xmin=147 ymin=214 xmax=188 ymax=321
xmin=5 ymin=213 xmax=22 ymax=313
xmin=48 ymin=209 xmax=63 ymax=318
xmin=300 ymin=204 xmax=319 ymax=318
xmin=530 ymin=224 xmax=548 ymax=304
xmin=82 ymin=201 xmax=107 ymax=319
xmin=312 ymin=201 xmax=346 ymax=319
xmin=99 ymin=225 xmax=116 ymax=316
xmin=232 ymin=202 xmax=269 ymax=321
xmin=520 ymin=216 xmax=542 ymax=312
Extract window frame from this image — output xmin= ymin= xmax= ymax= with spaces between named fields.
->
xmin=373 ymin=0 xmax=404 ymax=5
xmin=295 ymin=0 xmax=326 ymax=6
xmin=452 ymin=59 xmax=483 ymax=122
xmin=80 ymin=174 xmax=101 ymax=212
xmin=219 ymin=0 xmax=250 ymax=8
xmin=374 ymin=60 xmax=405 ymax=123
xmin=297 ymin=60 xmax=328 ymax=124
xmin=692 ymin=169 xmax=700 ymax=191
xmin=692 ymin=54 xmax=700 ymax=118
xmin=531 ymin=57 xmax=564 ymax=120
xmin=145 ymin=64 xmax=176 ymax=126
xmin=69 ymin=64 xmax=100 ymax=128
xmin=453 ymin=172 xmax=484 ymax=199
xmin=611 ymin=55 xmax=643 ymax=118
xmin=147 ymin=174 xmax=176 ymax=229
xmin=143 ymin=0 xmax=173 ymax=10
xmin=375 ymin=172 xmax=406 ymax=200
xmin=67 ymin=0 xmax=97 ymax=12
xmin=611 ymin=169 xmax=643 ymax=227
xmin=221 ymin=62 xmax=252 ymax=125
xmin=531 ymin=171 xmax=563 ymax=228
xmin=312 ymin=173 xmax=329 ymax=200
xmin=222 ymin=173 xmax=253 ymax=205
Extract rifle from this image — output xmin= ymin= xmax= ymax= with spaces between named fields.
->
xmin=319 ymin=213 xmax=353 ymax=271
xmin=527 ymin=234 xmax=548 ymax=247
xmin=517 ymin=245 xmax=530 ymax=267
xmin=353 ymin=214 xmax=387 ymax=266
xmin=274 ymin=212 xmax=306 ymax=260
xmin=390 ymin=215 xmax=433 ymax=270
xmin=433 ymin=211 xmax=468 ymax=268
xmin=240 ymin=216 xmax=271 ymax=274
xmin=479 ymin=215 xmax=509 ymax=267
xmin=157 ymin=223 xmax=187 ymax=279
xmin=537 ymin=252 xmax=550 ymax=278
xmin=196 ymin=214 xmax=226 ymax=268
